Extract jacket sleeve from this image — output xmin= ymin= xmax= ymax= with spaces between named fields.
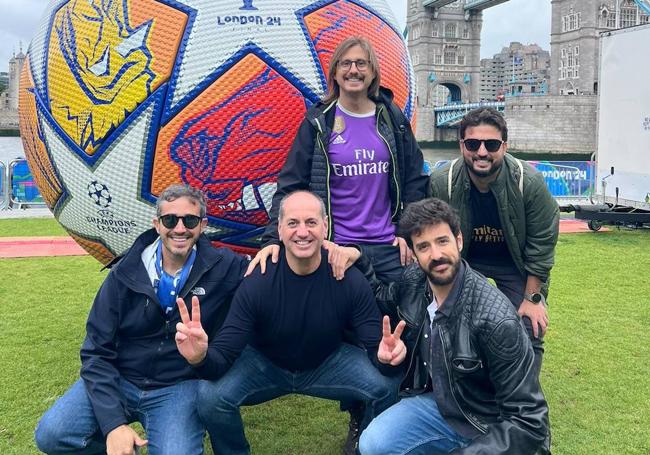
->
xmin=261 ymin=117 xmax=315 ymax=246
xmin=192 ymin=278 xmax=257 ymax=380
xmin=522 ymin=170 xmax=560 ymax=281
xmin=390 ymin=104 xmax=430 ymax=205
xmin=456 ymin=318 xmax=548 ymax=454
xmin=79 ymin=274 xmax=128 ymax=437
xmin=354 ymin=252 xmax=400 ymax=321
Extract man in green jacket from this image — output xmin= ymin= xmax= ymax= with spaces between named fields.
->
xmin=429 ymin=107 xmax=559 ymax=373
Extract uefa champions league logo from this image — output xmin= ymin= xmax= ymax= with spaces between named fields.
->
xmin=86 ymin=180 xmax=138 ymax=234
xmin=240 ymin=0 xmax=257 ymax=10
xmin=87 ymin=181 xmax=112 ymax=209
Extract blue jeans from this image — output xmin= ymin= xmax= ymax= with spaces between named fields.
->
xmin=359 ymin=393 xmax=472 ymax=455
xmin=35 ymin=378 xmax=204 ymax=455
xmin=198 ymin=343 xmax=397 ymax=455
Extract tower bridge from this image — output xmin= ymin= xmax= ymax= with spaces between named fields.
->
xmin=409 ymin=0 xmax=650 ymax=145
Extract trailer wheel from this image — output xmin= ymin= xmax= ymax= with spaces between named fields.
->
xmin=588 ymin=220 xmax=602 ymax=231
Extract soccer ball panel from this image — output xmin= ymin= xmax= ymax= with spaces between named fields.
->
xmin=152 ymin=53 xmax=306 ymax=231
xmin=46 ymin=0 xmax=187 ymax=154
xmin=18 ymin=61 xmax=63 ymax=210
xmin=20 ymin=0 xmax=415 ymax=264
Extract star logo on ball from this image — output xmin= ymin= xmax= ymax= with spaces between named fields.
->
xmin=87 ymin=181 xmax=113 ymax=208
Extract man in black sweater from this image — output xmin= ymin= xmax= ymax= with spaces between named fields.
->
xmin=175 ymin=190 xmax=405 ymax=455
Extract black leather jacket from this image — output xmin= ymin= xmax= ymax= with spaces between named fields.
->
xmin=359 ymin=258 xmax=549 ymax=454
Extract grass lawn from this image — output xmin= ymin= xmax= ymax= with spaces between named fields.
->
xmin=0 ymin=221 xmax=649 ymax=454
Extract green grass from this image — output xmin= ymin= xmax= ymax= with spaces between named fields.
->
xmin=1 ymin=220 xmax=649 ymax=454
xmin=0 ymin=218 xmax=67 ymax=237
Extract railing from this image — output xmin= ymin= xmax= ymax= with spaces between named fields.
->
xmin=429 ymin=159 xmax=596 ymax=199
xmin=434 ymin=101 xmax=505 ymax=127
xmin=0 ymin=158 xmax=47 ymax=210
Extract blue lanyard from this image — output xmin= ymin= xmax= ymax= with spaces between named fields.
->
xmin=154 ymin=241 xmax=196 ymax=315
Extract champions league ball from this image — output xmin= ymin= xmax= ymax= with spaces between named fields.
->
xmin=19 ymin=0 xmax=415 ymax=264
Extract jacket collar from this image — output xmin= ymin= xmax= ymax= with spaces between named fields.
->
xmin=110 ymin=228 xmax=221 ymax=293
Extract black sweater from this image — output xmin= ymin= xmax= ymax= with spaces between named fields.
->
xmin=195 ymin=249 xmax=384 ymax=379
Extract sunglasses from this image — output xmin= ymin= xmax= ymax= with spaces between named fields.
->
xmin=461 ymin=139 xmax=504 ymax=153
xmin=158 ymin=214 xmax=202 ymax=229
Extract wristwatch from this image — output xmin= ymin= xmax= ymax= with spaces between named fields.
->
xmin=524 ymin=292 xmax=545 ymax=305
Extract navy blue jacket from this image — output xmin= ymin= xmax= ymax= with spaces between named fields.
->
xmin=79 ymin=229 xmax=248 ymax=436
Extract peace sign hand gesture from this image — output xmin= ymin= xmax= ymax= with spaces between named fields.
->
xmin=175 ymin=296 xmax=208 ymax=365
xmin=377 ymin=315 xmax=407 ymax=366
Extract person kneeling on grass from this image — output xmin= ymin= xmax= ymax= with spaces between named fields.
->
xmin=356 ymin=198 xmax=549 ymax=455
xmin=175 ymin=190 xmax=404 ymax=455
xmin=34 ymin=184 xmax=249 ymax=455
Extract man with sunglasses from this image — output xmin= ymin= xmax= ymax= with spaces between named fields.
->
xmin=430 ymin=107 xmax=559 ymax=378
xmin=174 ymin=190 xmax=401 ymax=455
xmin=35 ymin=184 xmax=248 ymax=455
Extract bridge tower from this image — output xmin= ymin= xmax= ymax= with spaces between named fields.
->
xmin=407 ymin=1 xmax=483 ymax=140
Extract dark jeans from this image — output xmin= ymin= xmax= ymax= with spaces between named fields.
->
xmin=358 ymin=243 xmax=404 ymax=284
xmin=197 ymin=344 xmax=398 ymax=455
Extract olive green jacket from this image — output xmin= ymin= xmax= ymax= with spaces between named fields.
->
xmin=430 ymin=153 xmax=559 ymax=286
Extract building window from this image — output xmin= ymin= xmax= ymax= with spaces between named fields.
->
xmin=445 ymin=23 xmax=456 ymax=39
xmin=462 ymin=28 xmax=469 ymax=39
xmin=434 ymin=54 xmax=443 ymax=65
xmin=413 ymin=53 xmax=420 ymax=65
xmin=559 ymin=45 xmax=579 ymax=80
xmin=444 ymin=51 xmax=456 ymax=65
xmin=562 ymin=11 xmax=581 ymax=31
xmin=458 ymin=55 xmax=465 ymax=65
xmin=621 ymin=0 xmax=638 ymax=28
xmin=432 ymin=25 xmax=438 ymax=37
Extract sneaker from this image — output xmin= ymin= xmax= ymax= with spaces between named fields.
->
xmin=343 ymin=411 xmax=361 ymax=455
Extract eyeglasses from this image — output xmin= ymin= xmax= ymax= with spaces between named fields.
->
xmin=338 ymin=59 xmax=369 ymax=70
xmin=461 ymin=139 xmax=504 ymax=153
xmin=158 ymin=214 xmax=202 ymax=229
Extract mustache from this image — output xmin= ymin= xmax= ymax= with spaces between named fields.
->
xmin=428 ymin=258 xmax=452 ymax=270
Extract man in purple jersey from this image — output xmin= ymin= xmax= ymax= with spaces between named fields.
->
xmin=247 ymin=37 xmax=429 ymax=452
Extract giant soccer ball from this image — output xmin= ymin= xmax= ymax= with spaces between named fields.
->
xmin=19 ymin=0 xmax=415 ymax=264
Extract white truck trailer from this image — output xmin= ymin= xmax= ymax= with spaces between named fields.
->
xmin=567 ymin=23 xmax=650 ymax=229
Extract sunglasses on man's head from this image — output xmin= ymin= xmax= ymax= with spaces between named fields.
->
xmin=158 ymin=214 xmax=202 ymax=229
xmin=461 ymin=139 xmax=504 ymax=153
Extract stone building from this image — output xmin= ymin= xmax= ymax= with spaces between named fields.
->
xmin=551 ymin=0 xmax=649 ymax=95
xmin=407 ymin=0 xmax=483 ymax=139
xmin=480 ymin=42 xmax=551 ymax=101
xmin=6 ymin=45 xmax=27 ymax=110
xmin=479 ymin=42 xmax=551 ymax=101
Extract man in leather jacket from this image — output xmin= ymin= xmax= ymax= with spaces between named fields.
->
xmin=358 ymin=198 xmax=549 ymax=455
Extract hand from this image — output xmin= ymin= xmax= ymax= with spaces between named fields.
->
xmin=245 ymin=244 xmax=280 ymax=276
xmin=175 ymin=296 xmax=209 ymax=365
xmin=323 ymin=240 xmax=361 ymax=280
xmin=392 ymin=236 xmax=413 ymax=266
xmin=106 ymin=425 xmax=147 ymax=455
xmin=518 ymin=299 xmax=549 ymax=338
xmin=377 ymin=316 xmax=407 ymax=366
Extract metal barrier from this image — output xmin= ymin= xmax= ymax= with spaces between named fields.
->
xmin=4 ymin=158 xmax=46 ymax=209
xmin=0 ymin=160 xmax=6 ymax=209
xmin=431 ymin=159 xmax=595 ymax=199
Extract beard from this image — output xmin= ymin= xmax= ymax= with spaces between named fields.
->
xmin=465 ymin=156 xmax=503 ymax=178
xmin=424 ymin=257 xmax=460 ymax=286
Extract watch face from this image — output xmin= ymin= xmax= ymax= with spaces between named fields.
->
xmin=531 ymin=293 xmax=543 ymax=304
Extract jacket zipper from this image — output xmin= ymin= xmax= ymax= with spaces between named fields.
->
xmin=438 ymin=325 xmax=487 ymax=434
xmin=376 ymin=105 xmax=401 ymax=220
xmin=317 ymin=130 xmax=334 ymax=240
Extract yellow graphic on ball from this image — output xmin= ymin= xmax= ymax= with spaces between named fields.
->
xmin=48 ymin=0 xmax=158 ymax=155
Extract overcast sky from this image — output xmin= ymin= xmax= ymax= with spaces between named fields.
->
xmin=0 ymin=0 xmax=551 ymax=73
